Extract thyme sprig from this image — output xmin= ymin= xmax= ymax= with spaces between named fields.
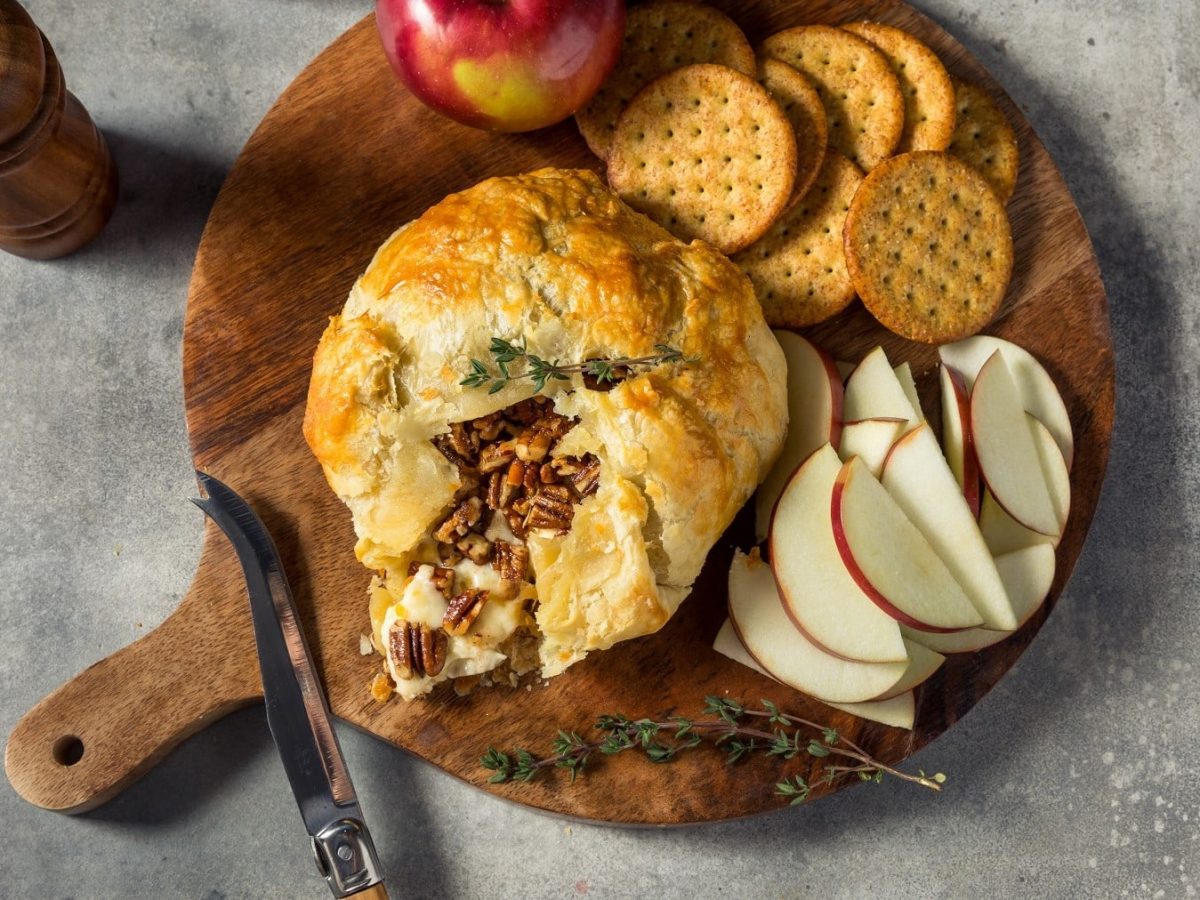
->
xmin=480 ymin=697 xmax=946 ymax=805
xmin=460 ymin=336 xmax=697 ymax=395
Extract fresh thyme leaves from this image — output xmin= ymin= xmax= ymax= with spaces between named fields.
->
xmin=480 ymin=697 xmax=946 ymax=806
xmin=460 ymin=336 xmax=698 ymax=395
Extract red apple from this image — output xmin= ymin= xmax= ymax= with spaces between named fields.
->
xmin=376 ymin=0 xmax=625 ymax=132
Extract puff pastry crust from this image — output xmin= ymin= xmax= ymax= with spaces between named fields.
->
xmin=304 ymin=168 xmax=786 ymax=692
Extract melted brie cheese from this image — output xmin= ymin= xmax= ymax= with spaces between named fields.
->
xmin=378 ymin=560 xmax=533 ymax=699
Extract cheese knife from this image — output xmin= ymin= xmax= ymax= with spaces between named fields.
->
xmin=193 ymin=471 xmax=389 ymax=899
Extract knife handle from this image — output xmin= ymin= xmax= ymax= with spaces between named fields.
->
xmin=4 ymin=524 xmax=262 ymax=812
xmin=349 ymin=885 xmax=390 ymax=899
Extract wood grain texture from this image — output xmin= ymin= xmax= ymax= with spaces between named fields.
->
xmin=4 ymin=1 xmax=1114 ymax=823
xmin=0 ymin=0 xmax=117 ymax=259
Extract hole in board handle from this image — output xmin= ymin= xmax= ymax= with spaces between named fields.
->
xmin=52 ymin=735 xmax=84 ymax=767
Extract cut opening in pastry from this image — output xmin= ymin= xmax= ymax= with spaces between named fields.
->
xmin=371 ymin=395 xmax=604 ymax=699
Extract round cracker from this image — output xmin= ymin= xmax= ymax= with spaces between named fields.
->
xmin=844 ymin=151 xmax=1014 ymax=343
xmin=608 ymin=64 xmax=797 ymax=254
xmin=760 ymin=25 xmax=904 ymax=171
xmin=733 ymin=151 xmax=863 ymax=327
xmin=948 ymin=80 xmax=1020 ymax=202
xmin=842 ymin=21 xmax=956 ymax=153
xmin=757 ymin=58 xmax=828 ymax=202
xmin=575 ymin=1 xmax=755 ymax=160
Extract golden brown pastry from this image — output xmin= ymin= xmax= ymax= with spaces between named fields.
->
xmin=304 ymin=168 xmax=786 ymax=699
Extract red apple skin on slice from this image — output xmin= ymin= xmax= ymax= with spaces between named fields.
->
xmin=831 ymin=457 xmax=984 ymax=632
xmin=713 ymin=619 xmax=916 ymax=729
xmin=902 ymin=543 xmax=1056 ymax=653
xmin=881 ymin=424 xmax=1018 ymax=631
xmin=970 ymin=351 xmax=1062 ymax=538
xmin=978 ymin=415 xmax=1071 ymax=554
xmin=979 ymin=489 xmax=1053 ymax=556
xmin=769 ymin=444 xmax=907 ymax=664
xmin=727 ymin=551 xmax=907 ymax=703
xmin=940 ymin=365 xmax=981 ymax=518
xmin=754 ymin=331 xmax=843 ymax=541
xmin=718 ymin=614 xmax=940 ymax=702
xmin=939 ymin=335 xmax=1073 ymax=470
xmin=837 ymin=417 xmax=907 ymax=477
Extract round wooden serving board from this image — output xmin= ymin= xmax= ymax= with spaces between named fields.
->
xmin=6 ymin=1 xmax=1113 ymax=824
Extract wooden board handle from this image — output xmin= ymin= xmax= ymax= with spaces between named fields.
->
xmin=4 ymin=527 xmax=261 ymax=812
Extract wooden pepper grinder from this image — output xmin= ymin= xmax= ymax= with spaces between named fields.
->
xmin=0 ymin=0 xmax=117 ymax=259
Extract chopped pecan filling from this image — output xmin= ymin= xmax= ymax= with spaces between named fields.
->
xmin=429 ymin=396 xmax=601 ymax=548
xmin=385 ymin=397 xmax=604 ymax=685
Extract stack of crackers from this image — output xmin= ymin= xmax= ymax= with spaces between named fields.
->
xmin=575 ymin=1 xmax=1021 ymax=345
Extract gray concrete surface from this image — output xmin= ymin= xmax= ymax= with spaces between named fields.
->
xmin=1 ymin=1 xmax=1196 ymax=897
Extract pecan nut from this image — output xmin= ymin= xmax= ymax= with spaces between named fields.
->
xmin=525 ymin=483 xmax=575 ymax=533
xmin=432 ymin=421 xmax=479 ymax=469
xmin=478 ymin=440 xmax=517 ymax=473
xmin=433 ymin=496 xmax=484 ymax=543
xmin=457 ymin=531 xmax=491 ymax=565
xmin=486 ymin=470 xmax=519 ymax=510
xmin=471 ymin=411 xmax=505 ymax=441
xmin=515 ymin=430 xmax=552 ymax=463
xmin=442 ymin=588 xmax=490 ymax=636
xmin=418 ymin=624 xmax=448 ymax=677
xmin=389 ymin=621 xmax=448 ymax=679
xmin=571 ymin=454 xmax=601 ymax=497
xmin=492 ymin=540 xmax=529 ymax=583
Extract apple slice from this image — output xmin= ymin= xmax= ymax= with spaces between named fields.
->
xmin=893 ymin=362 xmax=925 ymax=421
xmin=875 ymin=639 xmax=944 ymax=699
xmin=881 ymin=424 xmax=1018 ymax=631
xmin=754 ymin=331 xmax=843 ymax=541
xmin=826 ymin=692 xmax=915 ymax=729
xmin=902 ymin=543 xmax=1056 ymax=653
xmin=831 ymin=456 xmax=984 ymax=632
xmin=978 ymin=415 xmax=1071 ymax=554
xmin=940 ymin=365 xmax=981 ymax=517
xmin=728 ymin=551 xmax=907 ymax=703
xmin=1030 ymin=414 xmax=1071 ymax=531
xmin=713 ymin=617 xmax=772 ymax=676
xmin=842 ymin=346 xmax=921 ymax=430
xmin=838 ymin=417 xmax=907 ymax=477
xmin=939 ymin=335 xmax=1073 ymax=469
xmin=713 ymin=619 xmax=916 ymax=729
xmin=971 ymin=352 xmax=1061 ymax=538
xmin=769 ymin=444 xmax=907 ymax=664
xmin=836 ymin=359 xmax=857 ymax=382
xmin=717 ymin=618 xmax=941 ymax=702
xmin=979 ymin=490 xmax=1050 ymax=556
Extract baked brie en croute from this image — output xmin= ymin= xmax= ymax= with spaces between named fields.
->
xmin=303 ymin=169 xmax=787 ymax=700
